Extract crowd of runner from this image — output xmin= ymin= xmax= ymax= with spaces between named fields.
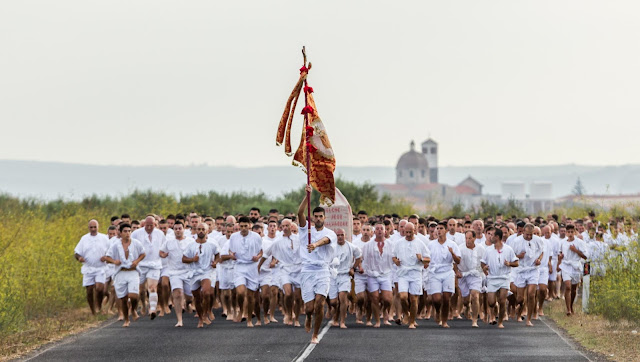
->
xmin=74 ymin=186 xmax=637 ymax=343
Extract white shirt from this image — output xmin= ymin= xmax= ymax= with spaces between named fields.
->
xmin=106 ymin=238 xmax=145 ymax=274
xmin=446 ymin=232 xmax=466 ymax=246
xmin=352 ymin=233 xmax=362 ymax=243
xmin=458 ymin=243 xmax=485 ymax=277
xmin=427 ymin=239 xmax=461 ymax=275
xmin=331 ymin=242 xmax=362 ymax=274
xmin=260 ymin=235 xmax=278 ymax=273
xmin=481 ymin=244 xmax=517 ymax=279
xmin=512 ymin=235 xmax=545 ymax=272
xmin=183 ymin=240 xmax=219 ymax=274
xmin=559 ymin=238 xmax=589 ymax=272
xmin=229 ymin=231 xmax=262 ymax=264
xmin=361 ymin=238 xmax=394 ymax=277
xmin=298 ymin=224 xmax=337 ymax=272
xmin=160 ymin=237 xmax=192 ymax=274
xmin=217 ymin=237 xmax=235 ymax=270
xmin=392 ymin=237 xmax=430 ymax=277
xmin=131 ymin=228 xmax=166 ymax=269
xmin=74 ymin=232 xmax=110 ymax=274
xmin=265 ymin=234 xmax=301 ymax=274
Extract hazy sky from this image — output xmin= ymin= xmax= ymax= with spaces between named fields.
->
xmin=2 ymin=1 xmax=639 ymax=168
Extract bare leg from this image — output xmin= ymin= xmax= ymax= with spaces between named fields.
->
xmin=441 ymin=292 xmax=452 ymax=328
xmin=120 ymin=297 xmax=130 ymax=327
xmin=409 ymin=295 xmax=419 ymax=328
xmin=86 ymin=285 xmax=97 ymax=315
xmin=172 ymin=289 xmax=184 ymax=327
xmin=311 ymin=294 xmax=324 ymax=344
xmin=470 ymin=290 xmax=479 ymax=327
xmin=338 ymin=292 xmax=349 ymax=328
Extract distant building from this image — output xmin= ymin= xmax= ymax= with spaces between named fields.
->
xmin=376 ymin=139 xmax=486 ymax=212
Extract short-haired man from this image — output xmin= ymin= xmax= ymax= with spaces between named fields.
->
xmin=362 ymin=222 xmax=394 ymax=327
xmin=457 ymin=230 xmax=484 ymax=328
xmin=104 ymin=223 xmax=146 ymax=327
xmin=328 ymin=228 xmax=361 ymax=329
xmin=159 ymin=221 xmax=193 ymax=327
xmin=558 ymin=224 xmax=589 ymax=316
xmin=512 ymin=224 xmax=544 ymax=326
xmin=427 ymin=222 xmax=461 ymax=328
xmin=481 ymin=228 xmax=518 ymax=328
xmin=229 ymin=217 xmax=263 ymax=327
xmin=297 ymin=185 xmax=337 ymax=344
xmin=131 ymin=216 xmax=166 ymax=320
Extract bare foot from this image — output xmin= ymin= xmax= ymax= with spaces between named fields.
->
xmin=366 ymin=321 xmax=373 ymax=326
xmin=304 ymin=317 xmax=312 ymax=332
xmin=132 ymin=312 xmax=140 ymax=321
xmin=157 ymin=310 xmax=164 ymax=317
xmin=526 ymin=321 xmax=534 ymax=327
xmin=331 ymin=321 xmax=339 ymax=327
xmin=340 ymin=323 xmax=348 ymax=329
xmin=566 ymin=312 xmax=572 ymax=316
xmin=471 ymin=322 xmax=479 ymax=328
xmin=497 ymin=323 xmax=504 ymax=329
xmin=255 ymin=320 xmax=261 ymax=326
xmin=197 ymin=321 xmax=204 ymax=328
xmin=310 ymin=337 xmax=319 ymax=344
xmin=373 ymin=323 xmax=380 ymax=328
xmin=164 ymin=307 xmax=171 ymax=314
xmin=122 ymin=320 xmax=130 ymax=328
xmin=269 ymin=317 xmax=278 ymax=323
xmin=203 ymin=317 xmax=212 ymax=325
xmin=294 ymin=320 xmax=301 ymax=327
xmin=441 ymin=323 xmax=450 ymax=328
xmin=174 ymin=322 xmax=183 ymax=327
xmin=408 ymin=323 xmax=417 ymax=329
xmin=356 ymin=319 xmax=364 ymax=325
xmin=247 ymin=322 xmax=254 ymax=328
xmin=384 ymin=320 xmax=392 ymax=326
xmin=539 ymin=310 xmax=545 ymax=316
xmin=263 ymin=318 xmax=270 ymax=325
xmin=117 ymin=315 xmax=124 ymax=321
xmin=208 ymin=312 xmax=215 ymax=321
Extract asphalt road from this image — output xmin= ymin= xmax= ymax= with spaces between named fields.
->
xmin=23 ymin=310 xmax=592 ymax=362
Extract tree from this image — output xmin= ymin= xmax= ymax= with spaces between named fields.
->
xmin=572 ymin=177 xmax=586 ymax=196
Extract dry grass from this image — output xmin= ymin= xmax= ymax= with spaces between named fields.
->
xmin=0 ymin=308 xmax=109 ymax=361
xmin=545 ymin=298 xmax=640 ymax=361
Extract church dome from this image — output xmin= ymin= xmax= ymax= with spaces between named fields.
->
xmin=396 ymin=141 xmax=429 ymax=170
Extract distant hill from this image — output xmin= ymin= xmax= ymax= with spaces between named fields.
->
xmin=1 ymin=160 xmax=639 ymax=201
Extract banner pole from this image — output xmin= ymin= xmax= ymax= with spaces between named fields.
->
xmin=302 ymin=46 xmax=312 ymax=245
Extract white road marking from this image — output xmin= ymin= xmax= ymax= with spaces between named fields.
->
xmin=293 ymin=321 xmax=332 ymax=362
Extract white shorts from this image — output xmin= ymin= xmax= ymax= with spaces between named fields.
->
xmin=486 ymin=277 xmax=510 ymax=293
xmin=280 ymin=270 xmax=301 ymax=289
xmin=515 ymin=269 xmax=539 ymax=288
xmin=398 ymin=271 xmax=423 ymax=296
xmin=367 ymin=275 xmax=393 ymax=293
xmin=160 ymin=267 xmax=170 ymax=278
xmin=427 ymin=271 xmax=455 ymax=295
xmin=234 ymin=268 xmax=259 ymax=291
xmin=169 ymin=273 xmax=193 ymax=296
xmin=459 ymin=274 xmax=482 ymax=297
xmin=422 ymin=269 xmax=430 ymax=292
xmin=258 ymin=270 xmax=273 ymax=287
xmin=549 ymin=260 xmax=559 ymax=281
xmin=114 ymin=270 xmax=140 ymax=298
xmin=561 ymin=270 xmax=581 ymax=285
xmin=329 ymin=273 xmax=352 ymax=299
xmin=191 ymin=270 xmax=215 ymax=291
xmin=538 ymin=267 xmax=549 ymax=286
xmin=354 ymin=273 xmax=368 ymax=294
xmin=139 ymin=266 xmax=161 ymax=284
xmin=218 ymin=267 xmax=235 ymax=290
xmin=300 ymin=271 xmax=330 ymax=303
xmin=82 ymin=270 xmax=106 ymax=287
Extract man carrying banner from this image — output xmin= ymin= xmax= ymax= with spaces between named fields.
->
xmin=297 ymin=185 xmax=337 ymax=344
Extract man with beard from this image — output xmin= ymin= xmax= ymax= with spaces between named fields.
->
xmin=457 ymin=230 xmax=484 ymax=328
xmin=182 ymin=223 xmax=219 ymax=328
xmin=259 ymin=220 xmax=279 ymax=324
xmin=229 ymin=217 xmax=263 ymax=327
xmin=352 ymin=223 xmax=372 ymax=325
xmin=297 ymin=185 xmax=337 ymax=344
xmin=558 ymin=224 xmax=589 ymax=316
xmin=512 ymin=224 xmax=544 ymax=326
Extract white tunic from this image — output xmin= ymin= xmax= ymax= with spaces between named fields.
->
xmin=427 ymin=239 xmax=461 ymax=275
xmin=265 ymin=234 xmax=302 ymax=274
xmin=458 ymin=244 xmax=485 ymax=278
xmin=229 ymin=231 xmax=262 ymax=265
xmin=392 ymin=237 xmax=430 ymax=277
xmin=361 ymin=239 xmax=394 ymax=277
xmin=297 ymin=225 xmax=337 ymax=272
xmin=332 ymin=242 xmax=361 ymax=274
xmin=512 ymin=235 xmax=545 ymax=272
xmin=559 ymin=238 xmax=589 ymax=273
xmin=160 ymin=237 xmax=192 ymax=275
xmin=106 ymin=238 xmax=145 ymax=274
xmin=131 ymin=228 xmax=166 ymax=269
xmin=481 ymin=244 xmax=517 ymax=279
xmin=183 ymin=240 xmax=219 ymax=274
xmin=74 ymin=233 xmax=111 ymax=274
xmin=446 ymin=231 xmax=466 ymax=246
